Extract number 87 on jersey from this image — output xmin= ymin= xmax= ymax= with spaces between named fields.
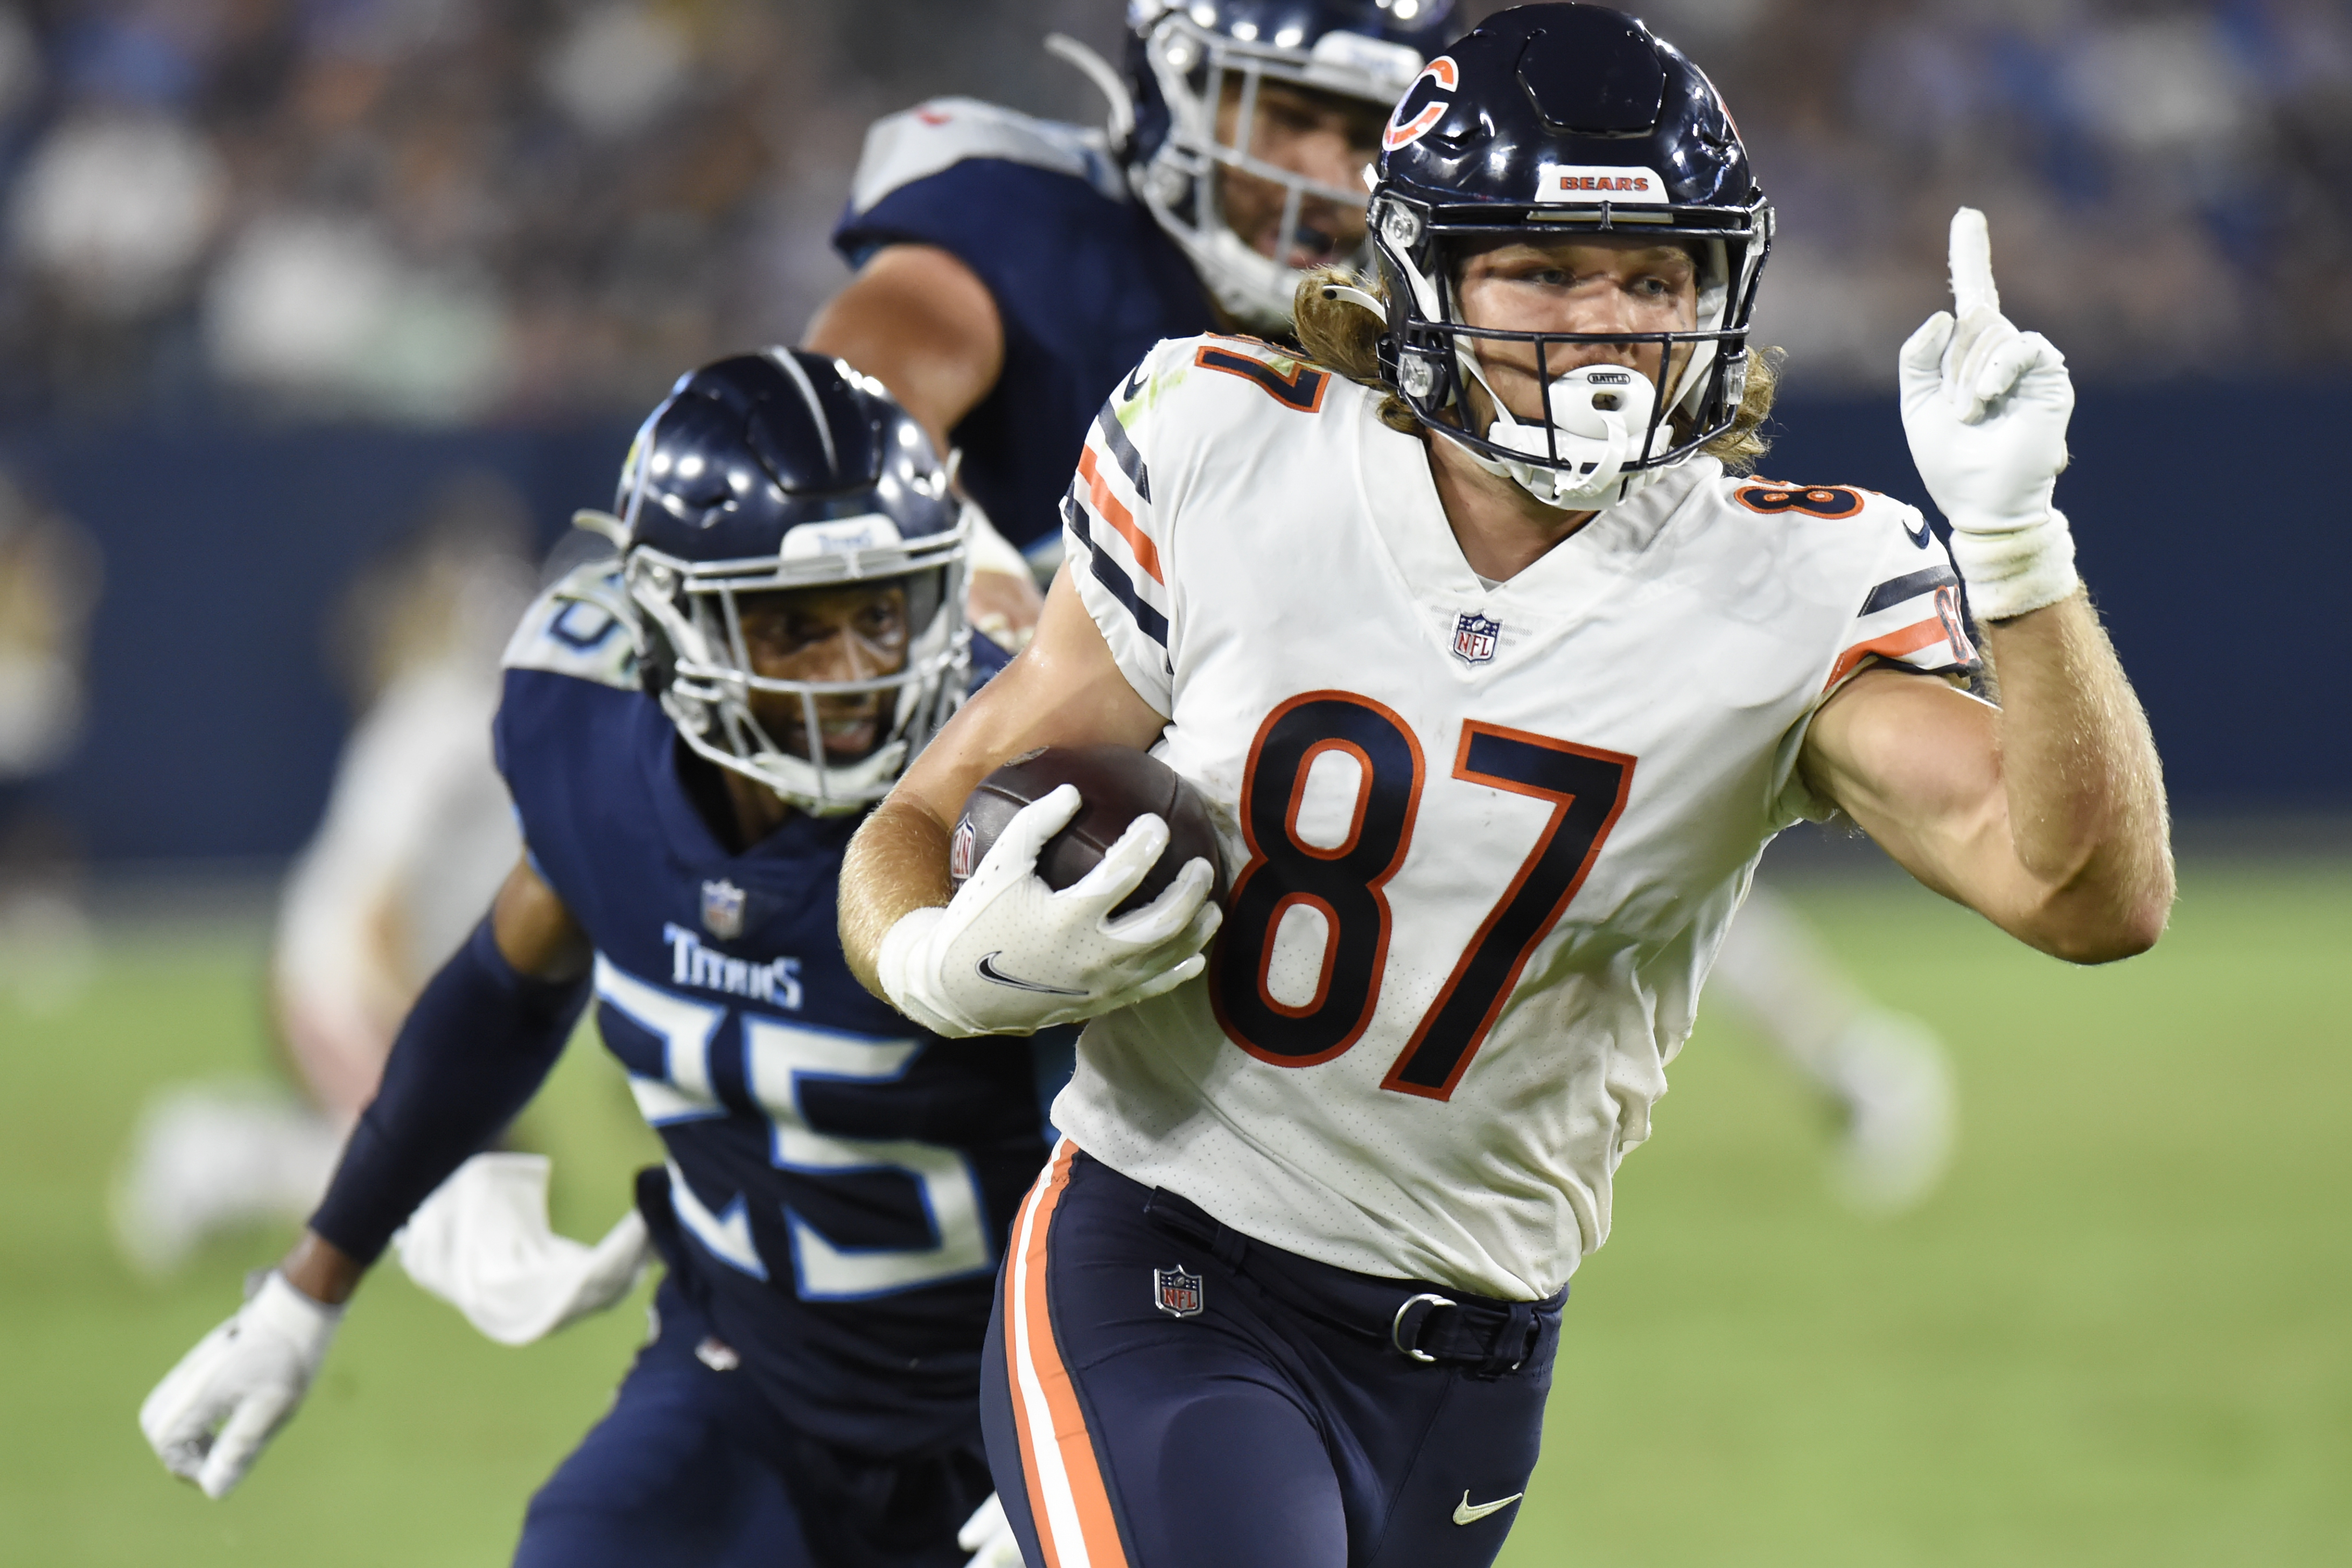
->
xmin=1207 ymin=690 xmax=1635 ymax=1102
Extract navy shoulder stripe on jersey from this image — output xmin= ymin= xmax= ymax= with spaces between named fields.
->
xmin=1065 ymin=493 xmax=1170 ymax=654
xmin=1859 ymin=563 xmax=1958 ymax=618
xmin=1094 ymin=400 xmax=1151 ymax=502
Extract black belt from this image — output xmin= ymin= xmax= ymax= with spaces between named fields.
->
xmin=1137 ymin=1179 xmax=1560 ymax=1378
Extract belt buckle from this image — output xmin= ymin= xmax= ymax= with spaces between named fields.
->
xmin=1391 ymin=1292 xmax=1458 ymax=1364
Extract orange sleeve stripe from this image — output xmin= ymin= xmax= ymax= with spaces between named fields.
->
xmin=1003 ymin=1142 xmax=1129 ymax=1568
xmin=1822 ymin=615 xmax=1950 ymax=692
xmin=1077 ymin=444 xmax=1164 ymax=585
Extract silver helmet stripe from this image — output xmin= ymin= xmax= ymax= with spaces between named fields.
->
xmin=768 ymin=348 xmax=839 ymax=477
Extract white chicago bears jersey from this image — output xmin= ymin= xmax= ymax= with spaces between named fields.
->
xmin=1054 ymin=334 xmax=1976 ymax=1301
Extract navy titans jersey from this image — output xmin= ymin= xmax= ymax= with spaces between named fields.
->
xmin=495 ymin=565 xmax=1047 ymax=1456
xmin=834 ymin=99 xmax=1214 ymax=561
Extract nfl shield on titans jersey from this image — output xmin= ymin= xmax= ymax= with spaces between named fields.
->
xmin=494 ymin=562 xmax=1053 ymax=1452
xmin=1055 ymin=334 xmax=1976 ymax=1302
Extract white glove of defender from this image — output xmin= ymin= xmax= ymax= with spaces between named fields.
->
xmin=878 ymin=783 xmax=1221 ymax=1038
xmin=1898 ymin=207 xmax=2081 ymax=622
xmin=139 ymin=1271 xmax=341 ymax=1498
xmin=395 ymin=1153 xmax=651 ymax=1346
xmin=958 ymin=1492 xmax=1026 ymax=1568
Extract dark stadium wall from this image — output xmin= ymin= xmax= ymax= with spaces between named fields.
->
xmin=1756 ymin=376 xmax=2352 ymax=824
xmin=4 ymin=381 xmax=2347 ymax=865
xmin=1 ymin=419 xmax=634 ymax=864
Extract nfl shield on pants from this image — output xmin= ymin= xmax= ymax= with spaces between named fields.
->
xmin=981 ymin=1143 xmax=1559 ymax=1568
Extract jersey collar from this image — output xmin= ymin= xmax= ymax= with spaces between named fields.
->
xmin=1353 ymin=403 xmax=1720 ymax=667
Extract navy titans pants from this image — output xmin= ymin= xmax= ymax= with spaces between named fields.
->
xmin=981 ymin=1144 xmax=1562 ymax=1568
xmin=514 ymin=1276 xmax=990 ymax=1568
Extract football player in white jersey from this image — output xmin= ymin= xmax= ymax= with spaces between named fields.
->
xmin=837 ymin=7 xmax=2172 ymax=1565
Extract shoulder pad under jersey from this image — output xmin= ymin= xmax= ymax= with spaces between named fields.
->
xmin=1141 ymin=332 xmax=1348 ymax=423
xmin=501 ymin=559 xmax=640 ymax=691
xmin=849 ymin=97 xmax=1125 ymax=216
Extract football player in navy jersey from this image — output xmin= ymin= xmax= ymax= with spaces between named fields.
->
xmin=139 ymin=353 xmax=1063 ymax=1568
xmin=807 ymin=0 xmax=1459 ymax=635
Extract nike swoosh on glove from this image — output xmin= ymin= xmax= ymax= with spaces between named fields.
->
xmin=1897 ymin=206 xmax=2081 ymax=622
xmin=139 ymin=1271 xmax=342 ymax=1498
xmin=878 ymin=782 xmax=1222 ymax=1037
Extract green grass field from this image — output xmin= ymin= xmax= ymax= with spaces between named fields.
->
xmin=3 ymin=860 xmax=2346 ymax=1566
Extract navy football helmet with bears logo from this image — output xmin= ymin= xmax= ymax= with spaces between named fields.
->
xmin=1342 ymin=3 xmax=1772 ymax=509
xmin=569 ymin=351 xmax=971 ymax=815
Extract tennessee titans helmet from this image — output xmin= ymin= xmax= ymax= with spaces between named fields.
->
xmin=1353 ymin=3 xmax=1772 ymax=508
xmin=569 ymin=351 xmax=970 ymax=815
xmin=1053 ymin=1 xmax=1456 ymax=330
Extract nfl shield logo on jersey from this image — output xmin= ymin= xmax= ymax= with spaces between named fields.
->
xmin=700 ymin=879 xmax=747 ymax=941
xmin=1452 ymin=611 xmax=1501 ymax=666
xmin=948 ymin=819 xmax=976 ymax=883
xmin=1152 ymin=1264 xmax=1204 ymax=1318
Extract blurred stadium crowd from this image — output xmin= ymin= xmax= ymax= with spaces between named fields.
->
xmin=0 ymin=0 xmax=2345 ymax=429
xmin=0 ymin=0 xmax=1115 ymax=423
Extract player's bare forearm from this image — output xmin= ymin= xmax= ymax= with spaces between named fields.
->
xmin=1977 ymin=591 xmax=2172 ymax=941
xmin=841 ymin=565 xmax=1168 ymax=993
xmin=842 ymin=801 xmax=955 ymax=997
xmin=802 ymin=244 xmax=1004 ymax=454
xmin=1804 ymin=591 xmax=2171 ymax=963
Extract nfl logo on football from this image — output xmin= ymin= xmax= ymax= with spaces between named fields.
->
xmin=1152 ymin=1264 xmax=1203 ymax=1318
xmin=948 ymin=820 xmax=976 ymax=883
xmin=1452 ymin=611 xmax=1501 ymax=666
xmin=700 ymin=878 xmax=747 ymax=941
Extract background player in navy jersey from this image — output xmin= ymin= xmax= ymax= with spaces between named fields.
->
xmin=138 ymin=353 xmax=1061 ymax=1568
xmin=806 ymin=0 xmax=1458 ymax=633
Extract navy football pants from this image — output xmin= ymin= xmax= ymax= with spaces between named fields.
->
xmin=514 ymin=1276 xmax=989 ymax=1568
xmin=981 ymin=1144 xmax=1561 ymax=1568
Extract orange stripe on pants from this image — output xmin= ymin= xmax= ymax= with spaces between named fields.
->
xmin=1003 ymin=1140 xmax=1129 ymax=1568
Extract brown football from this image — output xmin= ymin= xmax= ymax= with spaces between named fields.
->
xmin=950 ymin=746 xmax=1227 ymax=916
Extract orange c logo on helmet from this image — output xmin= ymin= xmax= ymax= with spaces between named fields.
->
xmin=1383 ymin=57 xmax=1458 ymax=152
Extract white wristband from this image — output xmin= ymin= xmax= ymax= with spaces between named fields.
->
xmin=1947 ymin=507 xmax=2079 ymax=622
xmin=876 ymin=905 xmax=969 ymax=1037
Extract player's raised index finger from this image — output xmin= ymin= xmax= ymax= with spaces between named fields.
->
xmin=1948 ymin=206 xmax=1999 ymax=319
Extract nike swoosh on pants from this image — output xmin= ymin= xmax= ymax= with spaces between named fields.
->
xmin=1452 ymin=1490 xmax=1524 ymax=1526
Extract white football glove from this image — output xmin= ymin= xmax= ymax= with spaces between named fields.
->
xmin=1897 ymin=206 xmax=2081 ymax=622
xmin=395 ymin=1153 xmax=651 ymax=1346
xmin=958 ymin=1492 xmax=1026 ymax=1568
xmin=139 ymin=1271 xmax=341 ymax=1499
xmin=878 ymin=783 xmax=1221 ymax=1038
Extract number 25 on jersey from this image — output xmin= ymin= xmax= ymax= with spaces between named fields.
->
xmin=1209 ymin=692 xmax=1634 ymax=1101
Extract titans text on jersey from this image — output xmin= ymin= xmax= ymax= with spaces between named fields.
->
xmin=499 ymin=563 xmax=1050 ymax=1453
